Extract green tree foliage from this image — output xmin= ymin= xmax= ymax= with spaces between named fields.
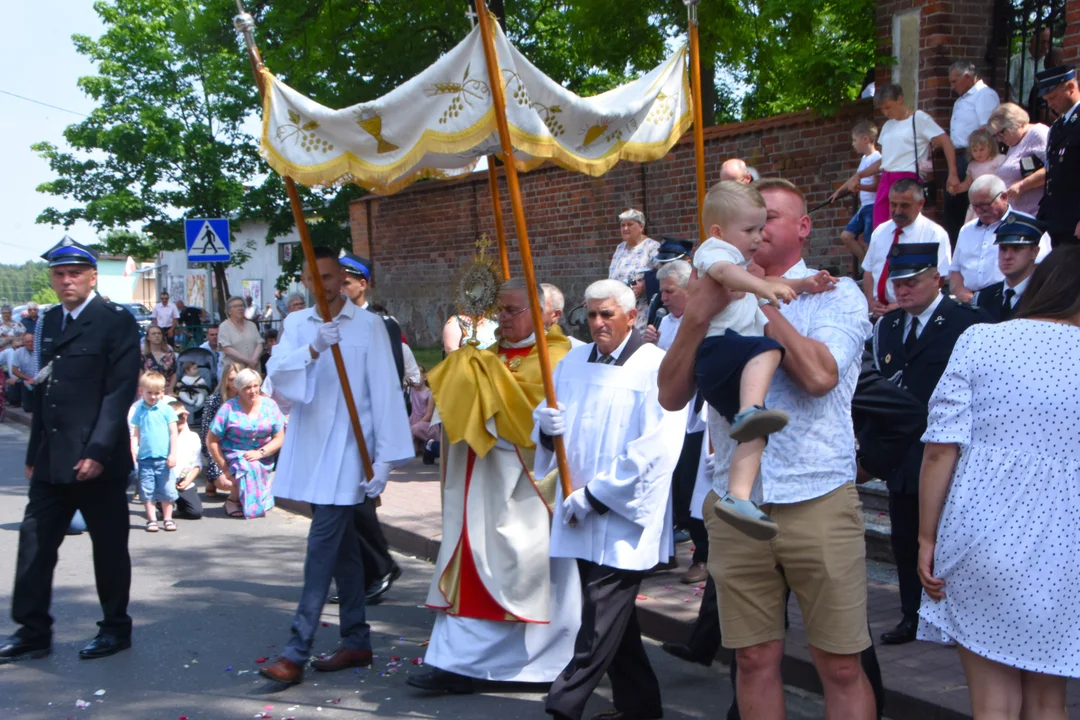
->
xmin=33 ymin=0 xmax=262 ymax=314
xmin=0 ymin=263 xmax=51 ymax=306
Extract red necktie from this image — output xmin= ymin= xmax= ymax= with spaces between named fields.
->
xmin=877 ymin=226 xmax=903 ymax=304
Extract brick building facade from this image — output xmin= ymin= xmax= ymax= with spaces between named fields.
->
xmin=353 ymin=0 xmax=1071 ymax=346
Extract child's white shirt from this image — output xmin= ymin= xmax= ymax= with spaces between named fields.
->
xmin=857 ymin=150 xmax=881 ymax=208
xmin=169 ymin=428 xmax=203 ymax=484
xmin=692 ymin=237 xmax=768 ymax=339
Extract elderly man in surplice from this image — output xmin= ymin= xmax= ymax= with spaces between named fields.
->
xmin=258 ymin=247 xmax=413 ymax=686
xmin=537 ymin=279 xmax=688 ymax=720
xmin=407 ymin=277 xmax=579 ymax=694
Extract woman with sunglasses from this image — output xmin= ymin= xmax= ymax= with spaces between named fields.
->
xmin=987 ymin=102 xmax=1050 ymax=217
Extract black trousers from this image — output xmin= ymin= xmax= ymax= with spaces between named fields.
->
xmin=353 ymin=499 xmax=396 ymax=587
xmin=690 ymin=577 xmax=886 ymax=720
xmin=942 ymin=150 xmax=969 ymax=246
xmin=546 ymin=561 xmax=661 ymax=720
xmin=12 ymin=477 xmax=132 ymax=642
xmin=888 ymin=491 xmax=921 ymax=618
xmin=672 ymin=431 xmax=703 ymax=531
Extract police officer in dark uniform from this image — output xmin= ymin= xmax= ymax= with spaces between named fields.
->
xmin=973 ymin=214 xmax=1047 ymax=322
xmin=871 ymin=242 xmax=990 ymax=644
xmin=0 ymin=237 xmax=140 ymax=664
xmin=337 ymin=252 xmax=402 ymax=605
xmin=1036 ymin=65 xmax=1080 ymax=247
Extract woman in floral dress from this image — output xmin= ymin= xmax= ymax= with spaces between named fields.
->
xmin=608 ymin=208 xmax=659 ymax=330
xmin=200 ymin=362 xmax=240 ymax=498
xmin=206 ymin=367 xmax=285 ymax=519
xmin=141 ymin=325 xmax=177 ymax=394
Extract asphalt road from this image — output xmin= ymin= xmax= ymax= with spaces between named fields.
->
xmin=0 ymin=421 xmax=832 ymax=719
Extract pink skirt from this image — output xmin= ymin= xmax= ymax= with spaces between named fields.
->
xmin=873 ymin=171 xmax=920 ymax=229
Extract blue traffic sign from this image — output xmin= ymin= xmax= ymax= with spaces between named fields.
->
xmin=185 ymin=218 xmax=231 ymax=262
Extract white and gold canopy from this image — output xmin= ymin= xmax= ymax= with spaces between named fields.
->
xmin=260 ymin=22 xmax=692 ymax=194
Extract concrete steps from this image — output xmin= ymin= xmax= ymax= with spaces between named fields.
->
xmin=859 ymin=480 xmax=894 ymax=563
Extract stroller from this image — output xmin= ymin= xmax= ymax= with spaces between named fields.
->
xmin=175 ymin=346 xmax=216 ymax=428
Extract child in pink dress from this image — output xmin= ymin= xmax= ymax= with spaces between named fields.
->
xmin=958 ymin=128 xmax=1006 ymax=222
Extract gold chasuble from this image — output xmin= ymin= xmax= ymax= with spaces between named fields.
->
xmin=425 ymin=326 xmax=571 ymax=621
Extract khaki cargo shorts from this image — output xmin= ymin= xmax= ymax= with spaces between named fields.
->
xmin=703 ymin=482 xmax=871 ymax=655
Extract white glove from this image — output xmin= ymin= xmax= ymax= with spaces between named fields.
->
xmin=364 ymin=462 xmax=392 ymax=499
xmin=562 ymin=487 xmax=593 ymax=525
xmin=704 ymin=453 xmax=716 ymax=477
xmin=537 ymin=401 xmax=567 ymax=437
xmin=310 ymin=319 xmax=341 ymax=354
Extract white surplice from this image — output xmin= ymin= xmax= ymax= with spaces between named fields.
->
xmin=268 ymin=301 xmax=413 ymax=506
xmin=533 ymin=343 xmax=688 ymax=571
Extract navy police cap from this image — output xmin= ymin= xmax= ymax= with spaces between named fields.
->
xmin=655 ymin=236 xmax=694 ymax=264
xmin=41 ymin=235 xmax=98 ymax=268
xmin=887 ymin=242 xmax=938 ymax=280
xmin=339 ymin=251 xmax=372 ymax=281
xmin=1036 ymin=65 xmax=1076 ymax=96
xmin=994 ymin=212 xmax=1046 ymax=245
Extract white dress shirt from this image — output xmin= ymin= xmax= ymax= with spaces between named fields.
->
xmin=863 ymin=214 xmax=952 ymax=303
xmin=904 ymin=292 xmax=944 ymax=340
xmin=950 ymin=80 xmax=1000 ymax=149
xmin=708 ymin=262 xmax=872 ymax=505
xmin=952 ymin=209 xmax=1050 ymax=292
xmin=998 ymin=273 xmax=1034 ymax=310
xmin=656 ymin=312 xmax=682 ymax=351
xmin=267 ymin=300 xmax=414 ymax=506
xmin=1008 ymin=52 xmax=1044 ymax=104
xmin=152 ymin=301 xmax=179 ymax=328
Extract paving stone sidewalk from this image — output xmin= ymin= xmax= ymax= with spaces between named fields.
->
xmin=360 ymin=457 xmax=1080 ymax=720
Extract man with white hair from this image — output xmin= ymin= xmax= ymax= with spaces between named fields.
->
xmin=537 ymin=279 xmax=687 ymax=720
xmin=645 ymin=260 xmax=691 ymax=350
xmin=946 ymin=60 xmax=1001 ymax=242
xmin=20 ymin=302 xmax=39 ymax=335
xmin=258 ymin=246 xmax=413 ymax=686
xmin=949 ymin=174 xmax=1049 ymax=302
xmin=542 ymin=283 xmax=585 ymax=348
xmin=409 ymin=277 xmax=578 ymax=694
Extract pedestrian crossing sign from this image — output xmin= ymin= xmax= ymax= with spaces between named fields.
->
xmin=185 ymin=218 xmax=231 ymax=262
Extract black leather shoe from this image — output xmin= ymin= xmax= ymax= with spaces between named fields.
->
xmin=366 ymin=564 xmax=402 ymax=606
xmin=406 ymin=667 xmax=475 ymax=694
xmin=327 ymin=594 xmax=340 ymax=604
xmin=78 ymin=633 xmax=131 ymax=660
xmin=0 ymin=635 xmax=51 ymax=664
xmin=661 ymin=641 xmax=713 ymax=667
xmin=880 ymin=615 xmax=918 ymax=645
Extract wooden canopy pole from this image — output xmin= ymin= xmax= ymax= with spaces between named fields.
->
xmin=467 ymin=7 xmax=513 ymax=280
xmin=487 ymin=164 xmax=512 ymax=279
xmin=474 ymin=1 xmax=573 ymax=503
xmin=687 ymin=0 xmax=707 ymax=243
xmin=233 ymin=4 xmax=375 ymax=482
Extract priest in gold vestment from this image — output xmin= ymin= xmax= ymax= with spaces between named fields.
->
xmin=407 ymin=278 xmax=579 ymax=693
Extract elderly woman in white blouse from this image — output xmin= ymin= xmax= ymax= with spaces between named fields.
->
xmin=608 ymin=208 xmax=659 ymax=329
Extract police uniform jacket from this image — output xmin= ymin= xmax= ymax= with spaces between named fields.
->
xmin=1038 ymin=107 xmax=1080 ymax=241
xmin=872 ymin=297 xmax=989 ymax=493
xmin=973 ymin=280 xmax=1019 ymax=323
xmin=26 ymin=295 xmax=141 ymax=484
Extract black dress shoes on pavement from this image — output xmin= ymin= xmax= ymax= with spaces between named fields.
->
xmin=78 ymin=633 xmax=131 ymax=660
xmin=0 ymin=635 xmax=51 ymax=664
xmin=661 ymin=641 xmax=714 ymax=667
xmin=406 ymin=667 xmax=475 ymax=694
xmin=366 ymin=564 xmax=402 ymax=606
xmin=880 ymin=615 xmax=918 ymax=645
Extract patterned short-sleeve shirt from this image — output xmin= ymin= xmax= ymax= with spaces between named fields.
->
xmin=608 ymin=238 xmax=660 ymax=285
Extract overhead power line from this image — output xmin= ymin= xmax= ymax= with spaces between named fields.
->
xmin=0 ymin=88 xmax=89 ymax=117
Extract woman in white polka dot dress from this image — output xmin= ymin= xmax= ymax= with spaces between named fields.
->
xmin=917 ymin=247 xmax=1080 ymax=718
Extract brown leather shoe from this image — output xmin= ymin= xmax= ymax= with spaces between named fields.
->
xmin=312 ymin=647 xmax=373 ymax=672
xmin=259 ymin=656 xmax=303 ymax=685
xmin=680 ymin=561 xmax=709 ymax=585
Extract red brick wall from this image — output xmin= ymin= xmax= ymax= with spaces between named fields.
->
xmin=1065 ymin=1 xmax=1080 ymax=65
xmin=352 ymin=103 xmax=877 ymax=346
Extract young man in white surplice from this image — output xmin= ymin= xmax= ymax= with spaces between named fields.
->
xmin=257 ymin=247 xmax=414 ymax=687
xmin=536 ymin=279 xmax=688 ymax=720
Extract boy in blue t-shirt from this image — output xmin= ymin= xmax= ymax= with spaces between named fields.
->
xmin=130 ymin=371 xmax=179 ymax=532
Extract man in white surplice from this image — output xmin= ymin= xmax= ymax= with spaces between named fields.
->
xmin=258 ymin=247 xmax=413 ymax=687
xmin=536 ymin=279 xmax=687 ymax=720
